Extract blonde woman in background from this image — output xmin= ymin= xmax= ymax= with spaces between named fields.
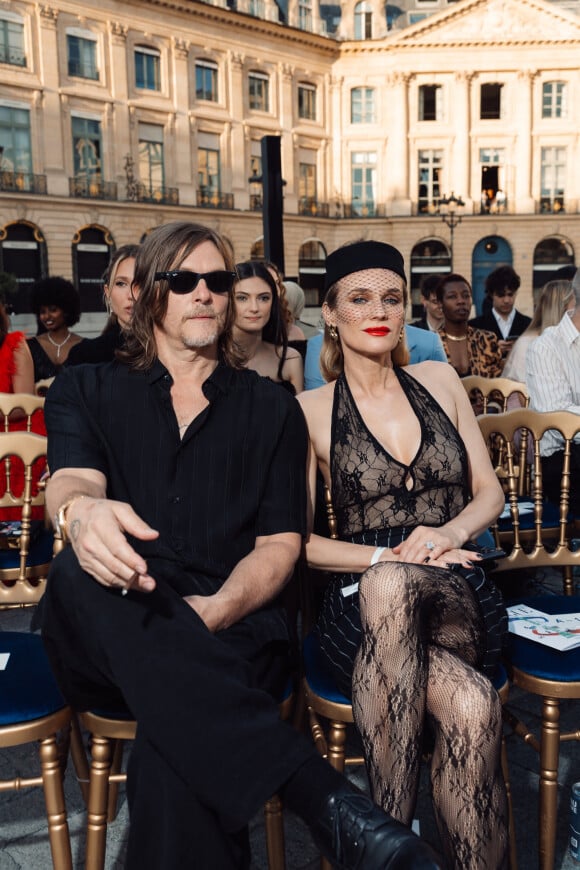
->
xmin=503 ymin=279 xmax=574 ymax=383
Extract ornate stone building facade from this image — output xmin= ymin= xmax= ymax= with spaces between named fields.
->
xmin=0 ymin=0 xmax=579 ymax=330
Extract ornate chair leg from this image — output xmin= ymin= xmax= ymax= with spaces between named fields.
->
xmin=106 ymin=739 xmax=124 ymax=822
xmin=69 ymin=713 xmax=91 ymax=804
xmin=320 ymin=721 xmax=348 ymax=870
xmin=538 ymin=696 xmax=560 ymax=870
xmin=39 ymin=732 xmax=73 ymax=870
xmin=85 ymin=735 xmax=114 ymax=870
xmin=264 ymin=793 xmax=286 ymax=870
xmin=327 ymin=720 xmax=348 ymax=773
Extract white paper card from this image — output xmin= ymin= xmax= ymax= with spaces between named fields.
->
xmin=0 ymin=653 xmax=10 ymax=670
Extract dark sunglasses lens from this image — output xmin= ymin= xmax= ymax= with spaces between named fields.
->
xmin=205 ymin=272 xmax=234 ymax=294
xmin=170 ymin=273 xmax=199 ymax=294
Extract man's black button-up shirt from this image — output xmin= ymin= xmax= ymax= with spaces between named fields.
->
xmin=45 ymin=360 xmax=308 ymax=590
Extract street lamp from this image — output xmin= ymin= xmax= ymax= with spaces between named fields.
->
xmin=438 ymin=192 xmax=465 ymax=270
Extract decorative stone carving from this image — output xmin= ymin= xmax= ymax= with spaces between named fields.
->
xmin=110 ymin=21 xmax=128 ymax=40
xmin=39 ymin=5 xmax=58 ymax=24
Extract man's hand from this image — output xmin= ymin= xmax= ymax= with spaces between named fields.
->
xmin=183 ymin=594 xmax=226 ymax=632
xmin=498 ymin=338 xmax=514 ymax=357
xmin=66 ymin=497 xmax=159 ymax=593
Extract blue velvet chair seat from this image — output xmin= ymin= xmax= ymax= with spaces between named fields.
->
xmin=303 ymin=631 xmax=350 ymax=705
xmin=0 ymin=632 xmax=67 ymax=725
xmin=0 ymin=526 xmax=54 ymax=570
xmin=508 ymin=595 xmax=580 ymax=681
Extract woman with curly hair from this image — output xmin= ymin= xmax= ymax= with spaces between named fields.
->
xmin=27 ymin=276 xmax=84 ymax=379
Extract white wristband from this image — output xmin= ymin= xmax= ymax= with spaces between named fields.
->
xmin=370 ymin=546 xmax=386 ymax=566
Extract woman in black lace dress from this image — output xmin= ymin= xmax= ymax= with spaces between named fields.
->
xmin=298 ymin=241 xmax=508 ymax=870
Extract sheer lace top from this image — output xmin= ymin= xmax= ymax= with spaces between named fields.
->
xmin=330 ymin=368 xmax=469 ymax=538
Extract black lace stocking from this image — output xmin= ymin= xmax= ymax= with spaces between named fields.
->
xmin=352 ymin=561 xmax=508 ymax=870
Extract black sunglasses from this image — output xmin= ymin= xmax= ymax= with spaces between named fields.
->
xmin=155 ymin=270 xmax=237 ymax=295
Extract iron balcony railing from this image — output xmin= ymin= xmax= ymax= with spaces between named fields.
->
xmin=69 ymin=177 xmax=118 ymax=200
xmin=0 ymin=172 xmax=47 ymax=194
xmin=196 ymin=189 xmax=234 ymax=209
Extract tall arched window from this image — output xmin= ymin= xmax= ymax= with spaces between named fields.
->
xmin=354 ymin=1 xmax=372 ymax=39
xmin=0 ymin=220 xmax=47 ymax=313
xmin=72 ymin=225 xmax=114 ymax=312
xmin=410 ymin=238 xmax=450 ymax=318
xmin=533 ymin=236 xmax=574 ymax=303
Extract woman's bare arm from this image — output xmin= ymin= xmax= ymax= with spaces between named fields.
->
xmin=12 ymin=339 xmax=35 ymax=394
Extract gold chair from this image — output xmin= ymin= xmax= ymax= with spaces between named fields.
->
xmin=0 ymin=392 xmax=45 ymax=433
xmin=479 ymin=409 xmax=580 ymax=869
xmin=0 ymin=632 xmax=74 ymax=870
xmin=461 ymin=376 xmax=529 ymax=413
xmin=0 ymin=431 xmax=52 ymax=608
xmin=478 ymin=409 xmax=580 ymax=594
xmin=73 ymin=691 xmax=294 ymax=869
xmin=0 ymin=434 xmax=73 ymax=867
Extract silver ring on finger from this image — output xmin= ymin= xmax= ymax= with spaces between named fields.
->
xmin=425 ymin=541 xmax=435 ymax=551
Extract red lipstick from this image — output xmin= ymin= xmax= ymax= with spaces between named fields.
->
xmin=364 ymin=327 xmax=390 ymax=336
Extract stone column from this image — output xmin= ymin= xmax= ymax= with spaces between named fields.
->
xmin=37 ymin=5 xmax=68 ymax=196
xmin=329 ymin=74 xmax=344 ymax=216
xmin=386 ymin=72 xmax=411 ymax=216
xmin=453 ymin=72 xmax=472 ymax=208
xmin=108 ymin=23 xmax=130 ymax=190
xmin=229 ymin=52 xmax=247 ymax=206
xmin=514 ymin=69 xmax=536 ymax=214
xmin=171 ymin=38 xmax=193 ymax=203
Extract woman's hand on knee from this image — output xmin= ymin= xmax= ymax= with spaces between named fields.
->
xmin=392 ymin=526 xmax=476 ymax=566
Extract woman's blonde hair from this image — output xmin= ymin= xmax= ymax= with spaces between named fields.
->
xmin=527 ymin=279 xmax=574 ymax=335
xmin=320 ymin=277 xmax=410 ymax=383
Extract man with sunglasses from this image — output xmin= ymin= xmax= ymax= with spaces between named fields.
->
xmin=40 ymin=222 xmax=440 ymax=870
xmin=470 ymin=265 xmax=531 ymax=361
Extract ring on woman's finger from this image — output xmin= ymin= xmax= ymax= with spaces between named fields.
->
xmin=424 ymin=541 xmax=435 ymax=551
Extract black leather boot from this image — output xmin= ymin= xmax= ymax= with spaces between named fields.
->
xmin=311 ymin=784 xmax=443 ymax=869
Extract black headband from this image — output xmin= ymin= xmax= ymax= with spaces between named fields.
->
xmin=324 ymin=241 xmax=406 ymax=291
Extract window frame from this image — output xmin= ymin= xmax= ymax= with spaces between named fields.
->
xmin=298 ymin=83 xmax=317 ymax=121
xmin=350 ymin=86 xmax=376 ymax=124
xmin=0 ymin=103 xmax=33 ymax=176
xmin=71 ymin=114 xmax=102 ymax=182
xmin=540 ymin=145 xmax=566 ymax=212
xmin=418 ymin=84 xmax=441 ymax=122
xmin=480 ymin=83 xmax=503 ymax=120
xmin=249 ymin=71 xmax=270 ymax=112
xmin=542 ymin=81 xmax=566 ymax=119
xmin=351 ymin=150 xmax=377 ymax=215
xmin=354 ymin=0 xmax=373 ymax=39
xmin=418 ymin=149 xmax=443 ymax=213
xmin=195 ymin=60 xmax=219 ymax=102
xmin=134 ymin=45 xmax=161 ymax=92
xmin=0 ymin=14 xmax=26 ymax=67
xmin=67 ymin=31 xmax=99 ymax=81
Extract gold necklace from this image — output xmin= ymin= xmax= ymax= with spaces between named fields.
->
xmin=444 ymin=332 xmax=468 ymax=342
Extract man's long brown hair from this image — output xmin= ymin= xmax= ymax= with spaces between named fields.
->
xmin=120 ymin=221 xmax=244 ymax=371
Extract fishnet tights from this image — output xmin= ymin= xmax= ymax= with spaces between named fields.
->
xmin=352 ymin=561 xmax=508 ymax=870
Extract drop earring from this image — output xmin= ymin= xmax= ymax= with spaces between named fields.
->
xmin=328 ymin=325 xmax=338 ymax=341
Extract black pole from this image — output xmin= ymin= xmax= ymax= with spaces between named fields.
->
xmin=260 ymin=136 xmax=285 ymax=275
